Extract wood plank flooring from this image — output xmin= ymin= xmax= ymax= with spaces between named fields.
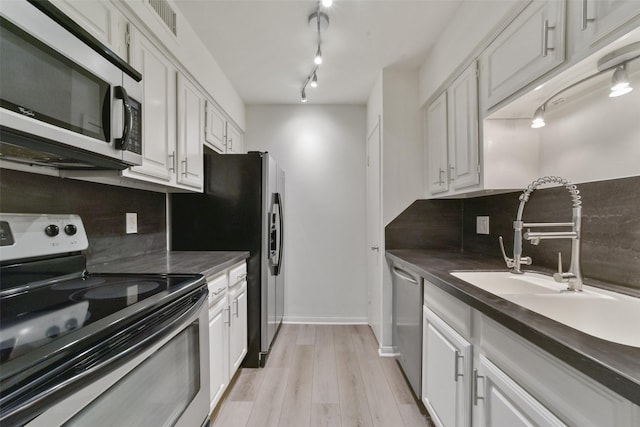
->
xmin=212 ymin=324 xmax=435 ymax=427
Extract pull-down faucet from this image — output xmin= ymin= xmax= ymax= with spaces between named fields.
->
xmin=499 ymin=176 xmax=584 ymax=291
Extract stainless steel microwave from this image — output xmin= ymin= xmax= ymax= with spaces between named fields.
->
xmin=0 ymin=0 xmax=143 ymax=170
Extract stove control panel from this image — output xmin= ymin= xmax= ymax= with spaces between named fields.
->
xmin=0 ymin=214 xmax=88 ymax=262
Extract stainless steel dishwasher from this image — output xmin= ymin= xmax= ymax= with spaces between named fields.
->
xmin=392 ymin=263 xmax=423 ymax=398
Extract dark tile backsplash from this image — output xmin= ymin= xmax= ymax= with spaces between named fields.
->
xmin=386 ymin=175 xmax=640 ymax=290
xmin=0 ymin=169 xmax=166 ymax=265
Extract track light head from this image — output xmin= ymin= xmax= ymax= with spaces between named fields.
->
xmin=301 ymin=89 xmax=307 ymax=103
xmin=314 ymin=46 xmax=323 ymax=65
xmin=609 ymin=64 xmax=633 ymax=97
xmin=310 ymin=72 xmax=318 ymax=88
xmin=531 ymin=105 xmax=546 ymax=129
xmin=322 ymin=0 xmax=333 ymax=7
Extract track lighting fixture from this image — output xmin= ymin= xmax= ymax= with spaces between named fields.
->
xmin=531 ymin=42 xmax=639 ymax=128
xmin=300 ymin=2 xmax=332 ymax=102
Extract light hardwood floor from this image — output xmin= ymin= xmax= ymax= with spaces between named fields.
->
xmin=211 ymin=324 xmax=435 ymax=427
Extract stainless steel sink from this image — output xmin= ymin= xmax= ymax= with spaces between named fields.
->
xmin=450 ymin=271 xmax=640 ymax=347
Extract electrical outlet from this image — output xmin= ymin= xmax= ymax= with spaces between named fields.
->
xmin=126 ymin=213 xmax=138 ymax=234
xmin=476 ymin=216 xmax=490 ymax=235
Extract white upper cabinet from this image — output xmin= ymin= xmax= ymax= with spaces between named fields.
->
xmin=568 ymin=0 xmax=640 ymax=57
xmin=427 ymin=93 xmax=449 ymax=195
xmin=482 ymin=0 xmax=566 ymax=109
xmin=205 ymin=101 xmax=227 ymax=153
xmin=50 ymin=0 xmax=128 ymax=60
xmin=225 ymin=122 xmax=245 ymax=155
xmin=177 ymin=73 xmax=204 ymax=191
xmin=447 ymin=62 xmax=479 ymax=190
xmin=125 ymin=28 xmax=176 ymax=184
xmin=204 ymin=102 xmax=245 ymax=155
xmin=427 ymin=62 xmax=479 ymax=197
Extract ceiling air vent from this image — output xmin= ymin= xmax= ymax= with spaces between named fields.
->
xmin=148 ymin=0 xmax=177 ymax=35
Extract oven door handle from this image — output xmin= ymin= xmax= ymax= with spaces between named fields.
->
xmin=0 ymin=287 xmax=208 ymax=426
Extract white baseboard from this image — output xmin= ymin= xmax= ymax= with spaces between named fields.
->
xmin=282 ymin=316 xmax=368 ymax=325
xmin=378 ymin=346 xmax=399 ymax=358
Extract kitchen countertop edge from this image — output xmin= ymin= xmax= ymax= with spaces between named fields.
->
xmin=88 ymin=250 xmax=250 ymax=278
xmin=386 ymin=248 xmax=640 ymax=407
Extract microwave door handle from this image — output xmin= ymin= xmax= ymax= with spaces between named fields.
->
xmin=115 ymin=86 xmax=132 ymax=150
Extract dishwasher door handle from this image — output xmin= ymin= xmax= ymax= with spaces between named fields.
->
xmin=392 ymin=267 xmax=418 ymax=284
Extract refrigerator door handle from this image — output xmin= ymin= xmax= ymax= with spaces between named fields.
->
xmin=269 ymin=193 xmax=284 ymax=276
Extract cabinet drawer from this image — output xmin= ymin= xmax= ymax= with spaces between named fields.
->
xmin=423 ymin=279 xmax=472 ymax=338
xmin=229 ymin=262 xmax=247 ymax=287
xmin=207 ymin=272 xmax=228 ymax=305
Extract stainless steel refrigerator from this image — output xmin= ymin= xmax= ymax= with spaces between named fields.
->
xmin=171 ymin=151 xmax=285 ymax=367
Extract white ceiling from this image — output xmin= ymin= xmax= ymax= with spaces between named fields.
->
xmin=173 ymin=0 xmax=462 ymax=105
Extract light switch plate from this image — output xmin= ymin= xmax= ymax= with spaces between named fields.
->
xmin=126 ymin=213 xmax=138 ymax=234
xmin=476 ymin=216 xmax=490 ymax=235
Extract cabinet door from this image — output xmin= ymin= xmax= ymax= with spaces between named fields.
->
xmin=205 ymin=101 xmax=226 ymax=153
xmin=229 ymin=281 xmax=248 ymax=375
xmin=226 ymin=123 xmax=244 ymax=154
xmin=473 ymin=354 xmax=567 ymax=427
xmin=423 ymin=306 xmax=472 ymax=427
xmin=585 ymin=0 xmax=640 ymax=45
xmin=126 ymin=29 xmax=176 ymax=183
xmin=209 ymin=297 xmax=229 ymax=412
xmin=176 ymin=73 xmax=204 ymax=190
xmin=50 ymin=0 xmax=128 ymax=60
xmin=427 ymin=92 xmax=449 ymax=195
xmin=447 ymin=62 xmax=479 ymax=190
xmin=482 ymin=0 xmax=566 ymax=108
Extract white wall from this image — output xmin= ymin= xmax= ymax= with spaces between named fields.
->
xmin=418 ymin=0 xmax=523 ymax=106
xmin=245 ymin=105 xmax=368 ymax=323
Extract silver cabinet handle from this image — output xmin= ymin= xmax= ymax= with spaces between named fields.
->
xmin=542 ymin=19 xmax=555 ymax=57
xmin=473 ymin=368 xmax=484 ymax=405
xmin=168 ymin=152 xmax=176 ymax=172
xmin=581 ymin=0 xmax=595 ymax=30
xmin=371 ymin=246 xmax=379 ymax=251
xmin=392 ymin=267 xmax=418 ymax=284
xmin=239 ymin=272 xmax=247 ymax=281
xmin=228 ymin=137 xmax=233 ymax=150
xmin=233 ymin=298 xmax=239 ymax=317
xmin=434 ymin=167 xmax=445 ymax=186
xmin=223 ymin=307 xmax=230 ymax=325
xmin=454 ymin=350 xmax=464 ymax=382
xmin=181 ymin=158 xmax=188 ymax=177
xmin=212 ymin=287 xmax=226 ymax=296
xmin=448 ymin=165 xmax=455 ymax=182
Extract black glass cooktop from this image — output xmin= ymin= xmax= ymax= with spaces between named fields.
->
xmin=0 ymin=269 xmax=205 ymax=365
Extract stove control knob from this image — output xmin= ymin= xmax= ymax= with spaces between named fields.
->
xmin=45 ymin=224 xmax=59 ymax=237
xmin=46 ymin=325 xmax=61 ymax=338
xmin=65 ymin=318 xmax=79 ymax=331
xmin=64 ymin=224 xmax=77 ymax=236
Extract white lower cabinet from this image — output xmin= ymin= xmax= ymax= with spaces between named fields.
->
xmin=206 ymin=261 xmax=247 ymax=413
xmin=420 ymin=276 xmax=640 ymax=427
xmin=228 ymin=280 xmax=247 ymax=373
xmin=473 ymin=354 xmax=566 ymax=427
xmin=423 ymin=306 xmax=472 ymax=427
xmin=209 ymin=295 xmax=229 ymax=411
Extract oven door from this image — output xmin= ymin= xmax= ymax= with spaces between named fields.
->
xmin=23 ymin=290 xmax=210 ymax=427
xmin=0 ymin=0 xmax=142 ymax=168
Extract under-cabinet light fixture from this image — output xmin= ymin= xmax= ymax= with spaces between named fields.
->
xmin=531 ymin=42 xmax=639 ymax=128
xmin=300 ymin=1 xmax=332 ymax=103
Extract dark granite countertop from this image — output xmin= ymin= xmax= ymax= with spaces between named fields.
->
xmin=386 ymin=248 xmax=640 ymax=406
xmin=88 ymin=251 xmax=250 ymax=278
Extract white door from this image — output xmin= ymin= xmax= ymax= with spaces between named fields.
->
xmin=366 ymin=118 xmax=382 ymax=342
xmin=176 ymin=73 xmax=204 ymax=190
xmin=427 ymin=92 xmax=449 ymax=195
xmin=208 ymin=297 xmax=229 ymax=412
